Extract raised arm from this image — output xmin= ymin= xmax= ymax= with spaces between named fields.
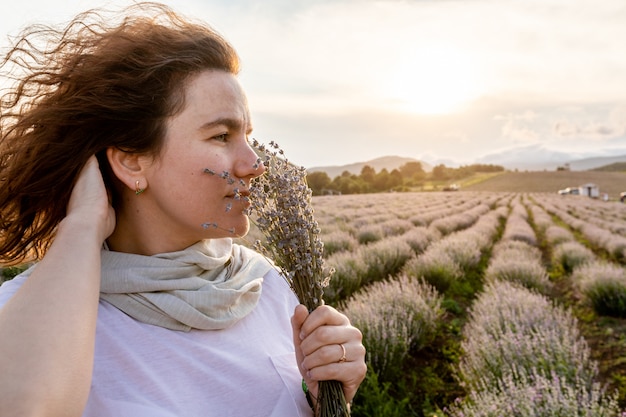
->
xmin=0 ymin=156 xmax=115 ymax=417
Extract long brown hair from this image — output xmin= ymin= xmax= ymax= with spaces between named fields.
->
xmin=0 ymin=2 xmax=240 ymax=264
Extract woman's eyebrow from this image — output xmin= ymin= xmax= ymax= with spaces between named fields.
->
xmin=199 ymin=117 xmax=254 ymax=136
xmin=198 ymin=117 xmax=244 ymax=132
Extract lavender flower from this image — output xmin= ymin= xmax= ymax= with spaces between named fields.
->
xmin=485 ymin=240 xmax=552 ymax=293
xmin=342 ymin=274 xmax=443 ymax=381
xmin=572 ymin=261 xmax=626 ymax=317
xmin=544 ymin=225 xmax=575 ymax=245
xmin=246 ymin=139 xmax=348 ymax=417
xmin=320 ymin=230 xmax=358 ymax=257
xmin=458 ymin=280 xmax=597 ymax=392
xmin=446 ymin=369 xmax=621 ymax=417
xmin=552 ymin=241 xmax=595 ymax=273
xmin=501 ymin=207 xmax=537 ymax=246
xmin=324 ymin=249 xmax=367 ymax=304
xmin=402 ymin=250 xmax=463 ymax=293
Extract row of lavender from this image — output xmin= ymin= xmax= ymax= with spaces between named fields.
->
xmin=449 ymin=280 xmax=620 ymax=416
xmin=306 ymin=191 xmax=626 ymax=415
xmin=339 ymin=195 xmax=508 ymax=382
xmin=532 ymin=195 xmax=626 ymax=316
xmin=449 ymin=196 xmax=621 ymax=415
xmin=314 ymin=192 xmax=507 ymax=304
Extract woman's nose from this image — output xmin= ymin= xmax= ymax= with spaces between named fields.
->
xmin=235 ymin=140 xmax=265 ymax=179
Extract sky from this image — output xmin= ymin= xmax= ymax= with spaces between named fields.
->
xmin=1 ymin=0 xmax=625 ymax=169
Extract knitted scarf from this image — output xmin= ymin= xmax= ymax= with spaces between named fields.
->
xmin=100 ymin=238 xmax=271 ymax=332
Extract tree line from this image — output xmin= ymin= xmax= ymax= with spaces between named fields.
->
xmin=306 ymin=162 xmax=504 ymax=195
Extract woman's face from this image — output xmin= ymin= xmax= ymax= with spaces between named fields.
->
xmin=135 ymin=70 xmax=263 ymax=251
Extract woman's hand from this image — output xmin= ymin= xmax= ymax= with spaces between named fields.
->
xmin=291 ymin=304 xmax=367 ymax=405
xmin=66 ymin=155 xmax=115 ymax=242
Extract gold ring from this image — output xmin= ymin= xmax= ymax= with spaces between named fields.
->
xmin=338 ymin=343 xmax=346 ymax=363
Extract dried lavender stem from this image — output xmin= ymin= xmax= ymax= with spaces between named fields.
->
xmin=247 ymin=139 xmax=349 ymax=417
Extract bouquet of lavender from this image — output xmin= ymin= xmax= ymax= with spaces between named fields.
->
xmin=246 ymin=139 xmax=349 ymax=417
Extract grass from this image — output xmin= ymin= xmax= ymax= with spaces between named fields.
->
xmin=462 ymin=170 xmax=626 ymax=199
xmin=408 ymin=172 xmax=503 ymax=192
xmin=455 ymin=172 xmax=504 ymax=188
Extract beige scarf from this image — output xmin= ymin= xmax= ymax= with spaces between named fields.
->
xmin=100 ymin=239 xmax=271 ymax=332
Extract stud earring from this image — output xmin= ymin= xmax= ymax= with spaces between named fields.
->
xmin=135 ymin=180 xmax=145 ymax=195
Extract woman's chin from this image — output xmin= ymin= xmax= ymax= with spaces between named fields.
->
xmin=232 ymin=221 xmax=250 ymax=239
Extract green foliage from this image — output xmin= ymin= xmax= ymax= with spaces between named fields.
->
xmin=306 ymin=171 xmax=332 ymax=195
xmin=312 ymin=162 xmax=505 ymax=195
xmin=399 ymin=162 xmax=426 ymax=184
xmin=351 ymin=369 xmax=418 ymax=417
xmin=359 ymin=239 xmax=413 ymax=287
xmin=356 ymin=228 xmax=382 ymax=245
xmin=611 ymin=373 xmax=626 ymax=407
xmin=321 ymin=230 xmax=358 ymax=256
xmin=324 ymin=250 xmax=366 ymax=305
xmin=331 ymin=172 xmax=369 ymax=195
xmin=360 ymin=165 xmax=376 ymax=183
xmin=441 ymin=298 xmax=463 ymax=315
xmin=552 ymin=241 xmax=596 ymax=273
xmin=326 ymin=237 xmax=414 ymax=304
xmin=351 ymin=327 xmax=464 ymax=417
xmin=572 ymin=261 xmax=626 ymax=318
xmin=431 ymin=164 xmax=449 ymax=181
xmin=343 ymin=275 xmax=443 ymax=381
xmin=0 ymin=265 xmax=29 ymax=283
xmin=584 ymin=280 xmax=626 ymax=318
xmin=402 ymin=252 xmax=463 ymax=293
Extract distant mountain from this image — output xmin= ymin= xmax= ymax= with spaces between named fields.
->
xmin=476 ymin=145 xmax=577 ymax=171
xmin=305 ymin=147 xmax=626 ymax=178
xmin=592 ymin=162 xmax=626 ymax=172
xmin=569 ymin=155 xmax=626 ymax=171
xmin=307 ymin=156 xmax=432 ymax=178
xmin=477 ymin=144 xmax=626 ymax=171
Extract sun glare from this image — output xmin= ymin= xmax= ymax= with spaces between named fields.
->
xmin=382 ymin=46 xmax=483 ymax=115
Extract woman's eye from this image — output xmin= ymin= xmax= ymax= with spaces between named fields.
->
xmin=213 ymin=133 xmax=228 ymax=142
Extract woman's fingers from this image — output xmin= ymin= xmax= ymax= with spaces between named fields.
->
xmin=292 ymin=304 xmax=367 ymax=403
xmin=298 ymin=305 xmax=350 ymax=338
xmin=67 ymin=155 xmax=116 ymax=241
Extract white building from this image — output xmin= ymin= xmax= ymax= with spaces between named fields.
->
xmin=579 ymin=183 xmax=600 ymax=198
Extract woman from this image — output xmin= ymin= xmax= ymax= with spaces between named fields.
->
xmin=0 ymin=3 xmax=366 ymax=416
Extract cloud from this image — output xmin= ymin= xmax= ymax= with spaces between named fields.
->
xmin=557 ymin=123 xmax=615 ymax=138
xmin=553 ymin=120 xmax=580 ymax=137
xmin=2 ymin=0 xmax=625 ymax=168
xmin=494 ymin=111 xmax=538 ymax=122
xmin=494 ymin=111 xmax=541 ymax=144
xmin=552 ymin=105 xmax=626 ymax=141
xmin=441 ymin=130 xmax=470 ymax=144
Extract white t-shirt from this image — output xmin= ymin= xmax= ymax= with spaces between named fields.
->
xmin=0 ymin=268 xmax=312 ymax=417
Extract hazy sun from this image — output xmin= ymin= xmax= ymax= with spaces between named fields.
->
xmin=382 ymin=45 xmax=483 ymax=115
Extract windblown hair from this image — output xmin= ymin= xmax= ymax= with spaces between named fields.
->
xmin=0 ymin=2 xmax=240 ymax=264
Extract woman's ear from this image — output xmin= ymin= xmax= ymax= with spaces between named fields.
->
xmin=106 ymin=147 xmax=150 ymax=193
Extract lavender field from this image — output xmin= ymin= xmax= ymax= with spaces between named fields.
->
xmin=4 ymin=190 xmax=624 ymax=415
xmin=272 ymin=191 xmax=626 ymax=416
